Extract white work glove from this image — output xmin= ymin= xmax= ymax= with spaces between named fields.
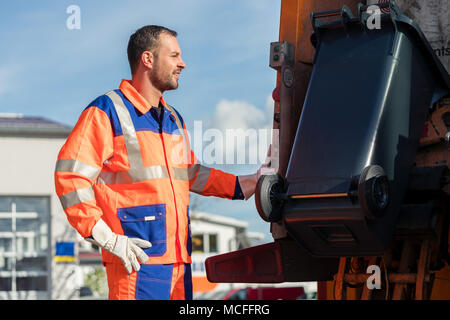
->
xmin=238 ymin=145 xmax=277 ymax=200
xmin=86 ymin=219 xmax=152 ymax=274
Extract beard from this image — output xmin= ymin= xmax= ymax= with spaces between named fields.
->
xmin=150 ymin=62 xmax=179 ymax=92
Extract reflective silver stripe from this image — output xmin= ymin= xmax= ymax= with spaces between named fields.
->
xmin=59 ymin=187 xmax=95 ymax=210
xmin=106 ymin=91 xmax=144 ymax=181
xmin=188 ymin=163 xmax=200 ymax=180
xmin=96 ymin=166 xmax=170 ymax=185
xmin=172 ymin=167 xmax=189 ymax=181
xmin=55 ymin=159 xmax=101 ymax=181
xmin=140 ymin=165 xmax=169 ymax=181
xmin=96 ymin=171 xmax=132 ymax=185
xmin=190 ymin=165 xmax=211 ymax=194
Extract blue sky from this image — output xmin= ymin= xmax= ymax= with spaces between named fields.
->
xmin=0 ymin=1 xmax=281 ymax=240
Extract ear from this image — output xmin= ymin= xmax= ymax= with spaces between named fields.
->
xmin=141 ymin=51 xmax=154 ymax=70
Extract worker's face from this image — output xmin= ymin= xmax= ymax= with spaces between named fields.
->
xmin=150 ymin=33 xmax=186 ymax=92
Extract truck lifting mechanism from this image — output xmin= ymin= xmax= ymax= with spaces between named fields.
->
xmin=206 ymin=0 xmax=450 ymax=300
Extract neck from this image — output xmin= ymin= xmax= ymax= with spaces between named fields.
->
xmin=130 ymin=72 xmax=162 ymax=107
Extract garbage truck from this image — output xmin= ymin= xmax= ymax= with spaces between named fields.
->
xmin=205 ymin=0 xmax=450 ymax=300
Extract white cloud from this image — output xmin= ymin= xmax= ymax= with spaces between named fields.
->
xmin=214 ymin=99 xmax=267 ymax=131
xmin=192 ymin=96 xmax=274 ymax=166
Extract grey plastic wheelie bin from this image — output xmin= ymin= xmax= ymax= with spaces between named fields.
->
xmin=256 ymin=1 xmax=450 ymax=257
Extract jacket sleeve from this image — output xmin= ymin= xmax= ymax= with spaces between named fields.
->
xmin=54 ymin=106 xmax=114 ymax=237
xmin=188 ymin=151 xmax=241 ymax=199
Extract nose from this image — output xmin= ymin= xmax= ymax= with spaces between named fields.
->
xmin=178 ymin=57 xmax=186 ymax=70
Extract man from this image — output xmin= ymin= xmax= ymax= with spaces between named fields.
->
xmin=54 ymin=25 xmax=262 ymax=300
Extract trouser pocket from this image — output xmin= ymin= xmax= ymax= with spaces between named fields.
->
xmin=135 ymin=264 xmax=173 ymax=300
xmin=117 ymin=204 xmax=167 ymax=256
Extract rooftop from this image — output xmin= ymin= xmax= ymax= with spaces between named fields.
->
xmin=190 ymin=211 xmax=249 ymax=229
xmin=0 ymin=113 xmax=72 ymax=138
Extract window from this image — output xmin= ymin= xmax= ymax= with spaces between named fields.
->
xmin=191 ymin=233 xmax=218 ymax=254
xmin=208 ymin=234 xmax=218 ymax=253
xmin=0 ymin=196 xmax=50 ymax=299
xmin=192 ymin=234 xmax=204 ymax=253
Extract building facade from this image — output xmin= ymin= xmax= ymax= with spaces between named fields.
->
xmin=0 ymin=114 xmax=78 ymax=299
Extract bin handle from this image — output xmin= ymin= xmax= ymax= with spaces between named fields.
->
xmin=310 ymin=5 xmax=354 ymax=34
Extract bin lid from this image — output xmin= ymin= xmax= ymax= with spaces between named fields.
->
xmin=311 ymin=2 xmax=450 ymax=100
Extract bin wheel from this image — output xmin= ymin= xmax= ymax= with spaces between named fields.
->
xmin=255 ymin=174 xmax=284 ymax=222
xmin=358 ymin=165 xmax=390 ymax=220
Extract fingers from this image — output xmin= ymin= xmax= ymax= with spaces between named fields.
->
xmin=129 ymin=252 xmax=141 ymax=272
xmin=130 ymin=238 xmax=151 ymax=263
xmin=130 ymin=238 xmax=152 ymax=249
xmin=121 ymin=250 xmax=145 ymax=274
xmin=118 ymin=237 xmax=152 ymax=274
xmin=130 ymin=243 xmax=150 ymax=264
xmin=122 ymin=249 xmax=144 ymax=274
xmin=121 ymin=257 xmax=133 ymax=274
xmin=263 ymin=144 xmax=272 ymax=166
xmin=259 ymin=166 xmax=277 ymax=176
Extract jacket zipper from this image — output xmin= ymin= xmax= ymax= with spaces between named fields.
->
xmin=158 ymin=112 xmax=183 ymax=262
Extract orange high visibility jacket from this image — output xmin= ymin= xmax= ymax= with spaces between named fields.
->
xmin=54 ymin=79 xmax=241 ymax=265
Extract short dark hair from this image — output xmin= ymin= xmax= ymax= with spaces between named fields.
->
xmin=127 ymin=25 xmax=178 ymax=75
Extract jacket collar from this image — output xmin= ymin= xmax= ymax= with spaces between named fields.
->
xmin=119 ymin=79 xmax=168 ymax=115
